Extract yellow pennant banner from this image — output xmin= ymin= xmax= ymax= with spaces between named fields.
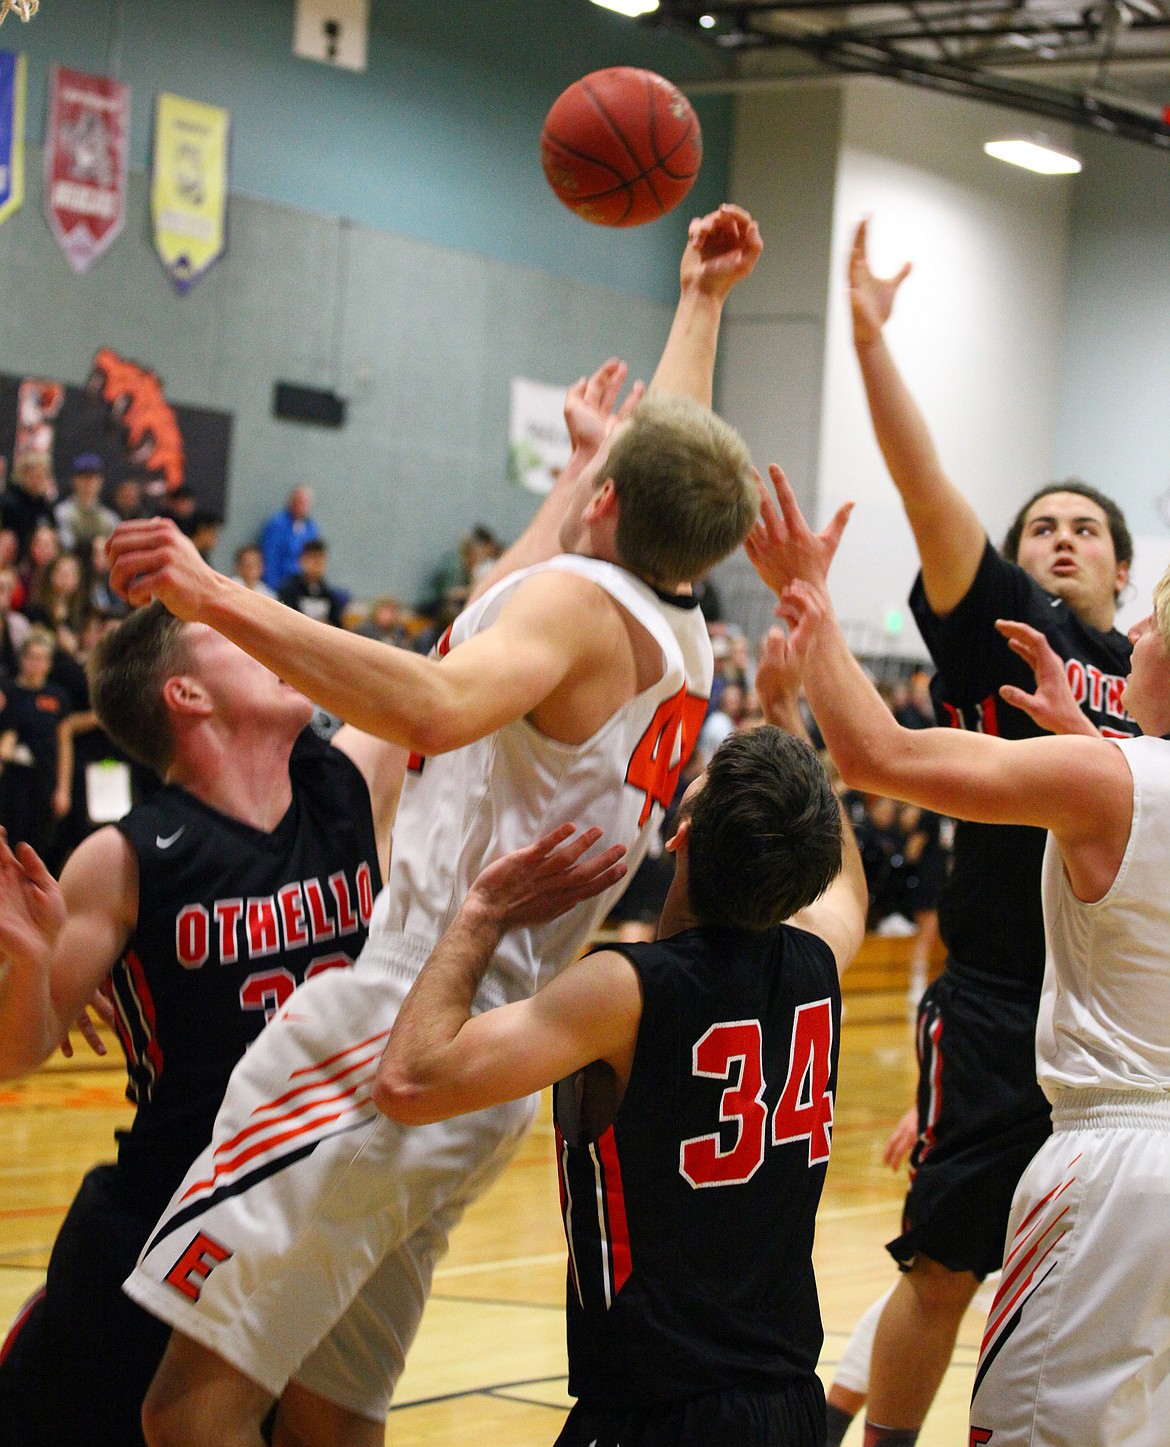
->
xmin=151 ymin=91 xmax=229 ymax=294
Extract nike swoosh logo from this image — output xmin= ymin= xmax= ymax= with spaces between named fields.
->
xmin=1050 ymin=597 xmax=1061 ymax=607
xmin=156 ymin=828 xmax=185 ymax=849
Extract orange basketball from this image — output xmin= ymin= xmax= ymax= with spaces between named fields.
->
xmin=541 ymin=67 xmax=702 ymax=228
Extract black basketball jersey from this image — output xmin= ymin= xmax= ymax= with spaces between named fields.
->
xmin=110 ymin=728 xmax=382 ymax=1206
xmin=910 ymin=541 xmax=1138 ymax=994
xmin=555 ymin=923 xmax=840 ymax=1410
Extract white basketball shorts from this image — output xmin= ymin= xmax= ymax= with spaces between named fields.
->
xmin=969 ymin=1090 xmax=1170 ymax=1447
xmin=122 ymin=935 xmax=538 ymax=1421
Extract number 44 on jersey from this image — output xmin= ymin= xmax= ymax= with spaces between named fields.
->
xmin=680 ymin=1001 xmax=835 ymax=1188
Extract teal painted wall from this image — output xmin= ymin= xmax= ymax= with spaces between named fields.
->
xmin=7 ymin=0 xmax=732 ymax=299
xmin=0 ymin=0 xmax=735 ymax=599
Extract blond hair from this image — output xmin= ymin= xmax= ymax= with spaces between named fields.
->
xmin=605 ymin=394 xmax=758 ymax=586
xmin=1153 ymin=565 xmax=1170 ymax=654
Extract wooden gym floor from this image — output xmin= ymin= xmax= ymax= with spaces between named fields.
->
xmin=0 ymin=988 xmax=985 ymax=1444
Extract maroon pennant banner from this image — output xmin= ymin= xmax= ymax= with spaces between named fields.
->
xmin=44 ymin=65 xmax=129 ymax=274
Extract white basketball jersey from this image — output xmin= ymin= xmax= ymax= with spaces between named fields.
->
xmin=369 ymin=555 xmax=713 ymax=1008
xmin=1038 ymin=735 xmax=1170 ymax=1097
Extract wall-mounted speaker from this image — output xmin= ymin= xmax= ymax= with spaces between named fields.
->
xmin=273 ymin=383 xmax=347 ymax=428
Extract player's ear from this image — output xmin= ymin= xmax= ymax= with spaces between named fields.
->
xmin=664 ymin=815 xmax=690 ymax=855
xmin=161 ymin=673 xmax=212 ymax=719
xmin=583 ymin=476 xmax=618 ymax=523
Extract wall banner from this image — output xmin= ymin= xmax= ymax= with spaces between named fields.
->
xmin=44 ymin=66 xmax=130 ymax=273
xmin=508 ymin=376 xmax=570 ymax=496
xmin=0 ymin=50 xmax=26 ymax=227
xmin=151 ymin=92 xmax=230 ymax=294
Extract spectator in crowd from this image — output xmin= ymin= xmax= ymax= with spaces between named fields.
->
xmin=186 ymin=511 xmax=223 ymax=564
xmin=894 ymin=668 xmax=935 ymax=730
xmin=260 ymin=484 xmax=321 ymax=590
xmin=232 ymin=543 xmax=275 ymax=596
xmin=420 ymin=524 xmax=502 ymax=616
xmin=15 ymin=524 xmax=61 ymax=613
xmin=1 ymin=454 xmax=57 ymax=553
xmin=110 ymin=477 xmax=148 ymax=525
xmin=26 ymin=553 xmax=87 ymax=657
xmin=0 ymin=567 xmax=31 ymax=682
xmin=54 ymin=454 xmax=118 ymax=553
xmin=0 ymin=630 xmax=71 ymax=860
xmin=277 ymin=538 xmax=346 ymax=626
xmin=85 ymin=535 xmax=130 ymax=620
xmin=354 ymin=595 xmax=410 ymax=647
xmin=157 ymin=484 xmax=198 ymax=532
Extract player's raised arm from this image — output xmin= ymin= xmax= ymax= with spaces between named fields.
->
xmin=849 ymin=218 xmax=986 ymax=615
xmin=374 ymin=824 xmax=632 ymax=1124
xmin=0 ymin=827 xmax=137 ymax=1079
xmin=107 ymin=519 xmax=619 ymax=755
xmin=652 ymin=203 xmax=762 ymax=405
xmin=747 ymin=465 xmax=1132 ymax=902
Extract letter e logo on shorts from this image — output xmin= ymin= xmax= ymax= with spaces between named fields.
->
xmin=164 ymin=1230 xmax=233 ymax=1302
xmin=969 ymin=1429 xmax=993 ymax=1445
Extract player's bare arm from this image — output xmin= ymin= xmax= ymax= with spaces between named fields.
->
xmin=755 ymin=624 xmax=867 ymax=976
xmin=330 ymin=728 xmax=407 ymax=880
xmin=849 ymin=218 xmax=986 ymax=614
xmin=108 ymin=522 xmax=637 ymax=753
xmin=0 ymin=826 xmax=137 ymax=1079
xmin=470 ymin=204 xmax=761 ymax=604
xmin=374 ymin=824 xmax=634 ymax=1125
xmin=748 ymin=465 xmax=1133 ymax=903
xmin=651 ymin=202 xmax=763 ymax=404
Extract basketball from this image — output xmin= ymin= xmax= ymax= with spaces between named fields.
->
xmin=541 ymin=67 xmax=702 ymax=228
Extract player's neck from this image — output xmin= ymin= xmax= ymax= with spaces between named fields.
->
xmin=170 ymin=725 xmax=297 ymax=832
xmin=655 ymin=866 xmax=701 ymax=939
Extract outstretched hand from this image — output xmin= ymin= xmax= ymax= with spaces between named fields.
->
xmin=0 ymin=833 xmax=65 ymax=971
xmin=59 ymin=989 xmax=116 ymax=1060
xmin=468 ymin=824 xmax=627 ymax=931
xmin=882 ymin=1105 xmax=919 ymax=1171
xmin=106 ymin=518 xmax=218 ymax=619
xmin=564 ymin=359 xmax=644 ymax=465
xmin=849 ymin=218 xmax=912 ymax=348
xmin=996 ymin=619 xmax=1099 ymax=737
xmin=680 ymin=203 xmax=763 ymax=300
xmin=743 ymin=464 xmax=852 ymax=600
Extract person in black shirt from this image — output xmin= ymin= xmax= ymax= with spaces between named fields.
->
xmin=823 ymin=222 xmax=1141 ymax=1447
xmin=376 ymin=722 xmax=867 ymax=1447
xmin=0 ymin=602 xmax=404 ymax=1447
xmin=277 ymin=538 xmax=346 ymax=627
xmin=0 ymin=631 xmax=71 ymax=860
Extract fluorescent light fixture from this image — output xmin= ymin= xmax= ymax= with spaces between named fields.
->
xmin=589 ymin=0 xmax=660 ymax=16
xmin=700 ymin=12 xmax=717 ymax=25
xmin=983 ymin=136 xmax=1082 ymax=174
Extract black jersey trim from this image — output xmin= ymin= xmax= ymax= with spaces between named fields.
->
xmin=650 ymin=584 xmax=700 ymax=610
xmin=141 ymin=1114 xmax=372 ymax=1259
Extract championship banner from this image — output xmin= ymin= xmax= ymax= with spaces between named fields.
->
xmin=44 ymin=66 xmax=130 ymax=273
xmin=151 ymin=92 xmax=229 ymax=294
xmin=0 ymin=50 xmax=26 ymax=228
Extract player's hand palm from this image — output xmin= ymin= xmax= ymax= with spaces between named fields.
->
xmin=0 ymin=836 xmax=65 ymax=970
xmin=681 ymin=204 xmax=763 ymax=299
xmin=564 ymin=359 xmax=644 ymax=463
xmin=849 ymin=219 xmax=911 ymax=347
xmin=471 ymin=825 xmax=627 ymax=929
xmin=996 ymin=619 xmax=1098 ymax=736
xmin=744 ymin=464 xmax=852 ymax=600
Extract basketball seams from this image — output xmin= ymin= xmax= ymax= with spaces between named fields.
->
xmin=541 ymin=66 xmax=701 ymax=227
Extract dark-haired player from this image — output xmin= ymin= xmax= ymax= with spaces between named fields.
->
xmin=0 ymin=601 xmax=403 ymax=1447
xmin=377 ymin=722 xmax=867 ymax=1447
xmin=820 ymin=224 xmax=1141 ymax=1447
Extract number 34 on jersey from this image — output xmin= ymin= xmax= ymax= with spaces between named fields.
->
xmin=680 ymin=1001 xmax=835 ymax=1188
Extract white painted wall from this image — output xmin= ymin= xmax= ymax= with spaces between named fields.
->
xmin=818 ymin=80 xmax=1075 ymax=657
